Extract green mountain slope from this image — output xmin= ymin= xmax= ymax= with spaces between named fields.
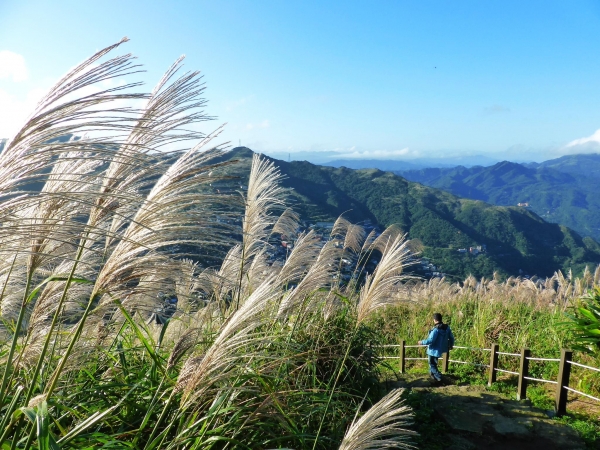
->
xmin=209 ymin=148 xmax=600 ymax=279
xmin=534 ymin=153 xmax=600 ymax=178
xmin=398 ymin=156 xmax=600 ymax=241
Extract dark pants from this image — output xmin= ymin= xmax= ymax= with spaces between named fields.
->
xmin=428 ymin=355 xmax=442 ymax=380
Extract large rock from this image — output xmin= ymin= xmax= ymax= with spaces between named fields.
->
xmin=386 ymin=376 xmax=586 ymax=450
xmin=429 ymin=384 xmax=583 ymax=449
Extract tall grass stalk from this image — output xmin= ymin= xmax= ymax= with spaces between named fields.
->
xmin=0 ymin=40 xmax=417 ymax=449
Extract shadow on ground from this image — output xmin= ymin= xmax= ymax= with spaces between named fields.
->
xmin=387 ymin=374 xmax=586 ymax=450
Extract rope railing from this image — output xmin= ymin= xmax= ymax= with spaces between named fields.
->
xmin=564 ymin=387 xmax=600 ymax=403
xmin=497 ymin=351 xmax=521 ymax=357
xmin=568 ymin=360 xmax=600 ymax=373
xmin=523 ymin=376 xmax=557 ymax=385
xmin=448 ymin=359 xmax=489 ymax=368
xmin=379 ymin=340 xmax=600 ymax=417
xmin=452 ymin=345 xmax=491 ymax=352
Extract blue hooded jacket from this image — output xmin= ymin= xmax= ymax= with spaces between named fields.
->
xmin=421 ymin=323 xmax=455 ymax=357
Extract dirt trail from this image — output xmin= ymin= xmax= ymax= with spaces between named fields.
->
xmin=388 ymin=375 xmax=586 ymax=450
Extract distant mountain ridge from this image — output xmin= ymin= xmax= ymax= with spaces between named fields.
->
xmin=397 ymin=153 xmax=600 ymax=241
xmin=323 ymin=154 xmax=499 ymax=171
xmin=532 ymin=153 xmax=600 ymax=178
xmin=206 ymin=147 xmax=600 ymax=280
xmin=1 ymin=139 xmax=598 ymax=279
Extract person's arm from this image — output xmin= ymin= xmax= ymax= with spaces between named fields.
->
xmin=419 ymin=328 xmax=437 ymax=346
xmin=448 ymin=328 xmax=455 ymax=349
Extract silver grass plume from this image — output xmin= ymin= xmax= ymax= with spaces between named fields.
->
xmin=238 ymin=155 xmax=287 ymax=278
xmin=174 ymin=259 xmax=200 ymax=312
xmin=331 ymin=216 xmax=351 ymax=241
xmin=25 ymin=247 xmax=100 ymax=358
xmin=275 ymin=231 xmax=323 ymax=288
xmin=344 ymin=224 xmax=367 ymax=255
xmin=271 ymin=208 xmax=300 ymax=241
xmin=338 ymin=389 xmax=416 ymax=450
xmin=37 ymin=45 xmax=233 ymax=393
xmin=242 ymin=247 xmax=273 ymax=295
xmin=168 ymin=327 xmax=203 ymax=370
xmin=167 ymin=296 xmax=222 ymax=369
xmin=277 ymin=238 xmax=340 ymax=318
xmin=0 ymin=37 xmax=145 ymax=200
xmin=92 ymin=133 xmax=228 ymax=304
xmin=23 ymin=150 xmax=104 ymax=274
xmin=0 ymin=38 xmax=144 ymax=322
xmin=356 ymin=230 xmax=412 ymax=324
xmin=212 ymin=245 xmax=243 ymax=302
xmin=97 ymin=56 xmax=211 ymax=250
xmin=178 ymin=276 xmax=280 ymax=404
xmin=361 ymin=229 xmax=378 ymax=253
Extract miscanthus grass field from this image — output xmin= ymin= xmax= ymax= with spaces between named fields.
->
xmin=376 ymin=271 xmax=600 ymax=392
xmin=0 ymin=40 xmax=599 ymax=449
xmin=0 ymin=40 xmax=416 ymax=449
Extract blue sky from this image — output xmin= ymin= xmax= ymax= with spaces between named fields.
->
xmin=2 ymin=1 xmax=600 ymax=162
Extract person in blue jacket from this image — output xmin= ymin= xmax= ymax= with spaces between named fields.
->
xmin=418 ymin=313 xmax=454 ymax=382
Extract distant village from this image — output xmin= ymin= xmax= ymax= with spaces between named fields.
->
xmin=212 ymin=210 xmax=492 ymax=282
xmin=261 ymin=219 xmax=449 ymax=281
xmin=252 ymin=220 xmax=381 ymax=283
xmin=457 ymin=244 xmax=487 ymax=256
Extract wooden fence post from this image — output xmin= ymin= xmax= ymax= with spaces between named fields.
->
xmin=555 ymin=349 xmax=573 ymax=417
xmin=488 ymin=343 xmax=499 ymax=386
xmin=517 ymin=348 xmax=530 ymax=400
xmin=442 ymin=349 xmax=449 ymax=373
xmin=399 ymin=340 xmax=405 ymax=374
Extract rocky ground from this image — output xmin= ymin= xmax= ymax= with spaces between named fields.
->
xmin=387 ymin=374 xmax=589 ymax=450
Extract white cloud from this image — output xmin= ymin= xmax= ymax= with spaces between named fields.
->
xmin=566 ymin=128 xmax=600 ymax=148
xmin=0 ymin=50 xmax=28 ymax=82
xmin=334 ymin=147 xmax=420 ymax=159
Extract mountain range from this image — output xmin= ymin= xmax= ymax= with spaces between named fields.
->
xmin=207 ymin=148 xmax=600 ymax=280
xmin=2 ymin=136 xmax=598 ymax=280
xmin=323 ymin=154 xmax=500 ymax=171
xmin=397 ymin=153 xmax=600 ymax=241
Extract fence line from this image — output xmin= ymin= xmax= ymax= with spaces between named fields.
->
xmin=452 ymin=346 xmax=491 ymax=352
xmin=524 ymin=376 xmax=557 ymax=385
xmin=497 ymin=351 xmax=520 ymax=357
xmin=381 ymin=340 xmax=600 ymax=417
xmin=564 ymin=387 xmax=600 ymax=403
xmin=448 ymin=359 xmax=489 ymax=368
xmin=568 ymin=360 xmax=600 ymax=373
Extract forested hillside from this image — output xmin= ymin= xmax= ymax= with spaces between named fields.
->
xmin=208 ymin=148 xmax=600 ymax=279
xmin=398 ymin=154 xmax=600 ymax=241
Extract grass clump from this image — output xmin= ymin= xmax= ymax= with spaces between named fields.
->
xmin=372 ymin=271 xmax=600 ymax=393
xmin=374 ymin=272 xmax=600 ymax=448
xmin=557 ymin=415 xmax=600 ymax=448
xmin=0 ymin=40 xmax=417 ymax=449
